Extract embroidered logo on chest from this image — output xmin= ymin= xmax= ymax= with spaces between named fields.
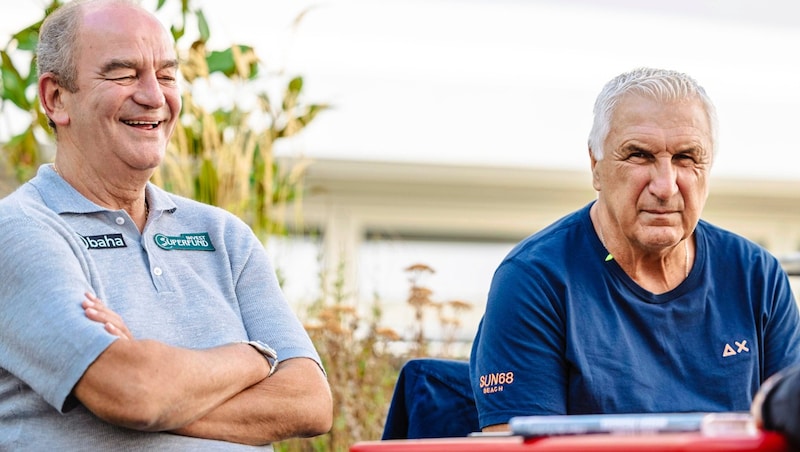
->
xmin=722 ymin=339 xmax=750 ymax=357
xmin=80 ymin=233 xmax=127 ymax=249
xmin=154 ymin=232 xmax=215 ymax=251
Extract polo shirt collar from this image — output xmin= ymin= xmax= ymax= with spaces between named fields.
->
xmin=31 ymin=164 xmax=178 ymax=215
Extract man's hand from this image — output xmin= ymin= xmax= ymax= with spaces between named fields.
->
xmin=82 ymin=292 xmax=133 ymax=340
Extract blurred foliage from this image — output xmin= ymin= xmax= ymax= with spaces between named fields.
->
xmin=278 ymin=261 xmax=472 ymax=452
xmin=0 ymin=0 xmax=327 ymax=238
xmin=0 ymin=1 xmax=54 ymax=183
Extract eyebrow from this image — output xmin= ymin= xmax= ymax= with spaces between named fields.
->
xmin=101 ymin=58 xmax=180 ymax=74
xmin=622 ymin=143 xmax=651 ymax=153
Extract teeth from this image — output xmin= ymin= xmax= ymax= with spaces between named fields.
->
xmin=124 ymin=120 xmax=159 ymax=125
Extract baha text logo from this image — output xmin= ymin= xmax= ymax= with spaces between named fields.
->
xmin=154 ymin=232 xmax=215 ymax=251
xmin=479 ymin=371 xmax=514 ymax=394
xmin=80 ymin=233 xmax=127 ymax=250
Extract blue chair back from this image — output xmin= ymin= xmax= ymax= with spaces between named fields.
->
xmin=382 ymin=358 xmax=479 ymax=439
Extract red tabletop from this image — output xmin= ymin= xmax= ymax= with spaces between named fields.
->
xmin=350 ymin=431 xmax=791 ymax=452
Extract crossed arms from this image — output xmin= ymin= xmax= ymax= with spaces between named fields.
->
xmin=76 ymin=293 xmax=332 ymax=446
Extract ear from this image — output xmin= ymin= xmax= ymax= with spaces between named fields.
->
xmin=39 ymin=74 xmax=70 ymax=127
xmin=589 ymin=147 xmax=601 ymax=191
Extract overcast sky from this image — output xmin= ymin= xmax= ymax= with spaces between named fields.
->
xmin=3 ymin=0 xmax=799 ymax=181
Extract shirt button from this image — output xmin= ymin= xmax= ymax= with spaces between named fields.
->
xmin=153 ymin=267 xmax=163 ymax=276
xmin=115 ymin=217 xmax=125 ymax=225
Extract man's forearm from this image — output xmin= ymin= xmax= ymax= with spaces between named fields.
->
xmin=75 ymin=340 xmax=270 ymax=431
xmin=171 ymin=358 xmax=333 ymax=445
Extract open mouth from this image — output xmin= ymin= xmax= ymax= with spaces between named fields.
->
xmin=122 ymin=120 xmax=160 ymax=130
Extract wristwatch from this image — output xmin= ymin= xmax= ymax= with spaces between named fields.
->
xmin=238 ymin=340 xmax=279 ymax=377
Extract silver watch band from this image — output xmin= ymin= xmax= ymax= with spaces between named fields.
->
xmin=237 ymin=340 xmax=278 ymax=377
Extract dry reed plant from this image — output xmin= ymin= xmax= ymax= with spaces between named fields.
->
xmin=276 ymin=259 xmax=403 ymax=452
xmin=150 ymin=39 xmax=318 ymax=240
xmin=275 ymin=261 xmax=473 ymax=452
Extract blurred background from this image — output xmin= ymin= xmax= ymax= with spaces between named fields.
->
xmin=2 ymin=0 xmax=799 ymax=353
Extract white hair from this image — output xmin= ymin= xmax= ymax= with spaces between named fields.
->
xmin=587 ymin=67 xmax=718 ymax=160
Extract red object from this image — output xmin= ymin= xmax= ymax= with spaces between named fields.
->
xmin=350 ymin=431 xmax=790 ymax=452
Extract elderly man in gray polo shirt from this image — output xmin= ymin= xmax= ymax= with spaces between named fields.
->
xmin=0 ymin=0 xmax=331 ymax=449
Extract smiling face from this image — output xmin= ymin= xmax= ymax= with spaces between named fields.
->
xmin=56 ymin=3 xmax=181 ymax=177
xmin=591 ymin=93 xmax=713 ymax=253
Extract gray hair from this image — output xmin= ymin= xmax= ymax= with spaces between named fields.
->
xmin=36 ymin=0 xmax=142 ymax=92
xmin=587 ymin=67 xmax=718 ymax=160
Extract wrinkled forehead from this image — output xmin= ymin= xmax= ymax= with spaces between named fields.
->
xmin=613 ymin=94 xmax=711 ymax=129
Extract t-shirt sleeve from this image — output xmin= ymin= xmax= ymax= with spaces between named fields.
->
xmin=470 ymin=258 xmax=567 ymax=428
xmin=231 ymin=224 xmax=322 ymax=369
xmin=761 ymin=264 xmax=800 ymax=379
xmin=0 ymin=213 xmax=116 ymax=413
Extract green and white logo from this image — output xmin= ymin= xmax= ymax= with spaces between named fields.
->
xmin=154 ymin=232 xmax=215 ymax=251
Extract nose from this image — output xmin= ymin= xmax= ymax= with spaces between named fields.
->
xmin=648 ymin=157 xmax=679 ymax=201
xmin=132 ymin=72 xmax=166 ymax=108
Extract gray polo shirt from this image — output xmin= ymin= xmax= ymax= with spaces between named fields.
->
xmin=0 ymin=164 xmax=321 ymax=450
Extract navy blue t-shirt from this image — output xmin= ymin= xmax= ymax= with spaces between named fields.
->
xmin=470 ymin=202 xmax=800 ymax=428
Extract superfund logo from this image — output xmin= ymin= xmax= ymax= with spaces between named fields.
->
xmin=80 ymin=233 xmax=127 ymax=250
xmin=154 ymin=232 xmax=215 ymax=251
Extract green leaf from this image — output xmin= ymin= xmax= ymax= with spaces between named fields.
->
xmin=172 ymin=25 xmax=186 ymax=42
xmin=206 ymin=46 xmax=256 ymax=77
xmin=196 ymin=9 xmax=210 ymax=42
xmin=5 ymin=127 xmax=41 ymax=182
xmin=6 ymin=127 xmax=33 ymax=149
xmin=43 ymin=0 xmax=64 ymax=17
xmin=281 ymin=76 xmax=304 ymax=112
xmin=12 ymin=26 xmax=40 ymax=52
xmin=25 ymin=56 xmax=38 ymax=86
xmin=1 ymin=51 xmax=32 ymax=110
xmin=206 ymin=48 xmax=236 ymax=76
xmin=288 ymin=76 xmax=304 ymax=94
xmin=36 ymin=109 xmax=52 ymax=133
xmin=297 ymin=103 xmax=329 ymax=127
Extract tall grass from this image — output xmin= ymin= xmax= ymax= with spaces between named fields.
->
xmin=150 ymin=36 xmax=320 ymax=240
xmin=276 ymin=262 xmax=473 ymax=452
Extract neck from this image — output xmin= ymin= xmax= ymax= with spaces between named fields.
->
xmin=591 ymin=204 xmax=692 ymax=291
xmin=52 ymin=161 xmax=150 ymax=231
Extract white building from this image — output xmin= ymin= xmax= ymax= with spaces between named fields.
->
xmin=272 ymin=157 xmax=800 ymax=354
